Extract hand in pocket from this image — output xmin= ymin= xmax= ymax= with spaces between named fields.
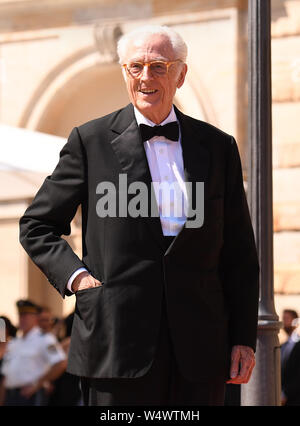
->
xmin=72 ymin=271 xmax=103 ymax=293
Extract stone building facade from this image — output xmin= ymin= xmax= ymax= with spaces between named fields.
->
xmin=0 ymin=0 xmax=299 ymax=336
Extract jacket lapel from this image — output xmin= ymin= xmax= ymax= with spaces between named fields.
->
xmin=175 ymin=106 xmax=210 ymax=197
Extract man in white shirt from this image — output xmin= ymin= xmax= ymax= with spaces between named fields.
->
xmin=1 ymin=300 xmax=66 ymax=406
xmin=19 ymin=25 xmax=259 ymax=405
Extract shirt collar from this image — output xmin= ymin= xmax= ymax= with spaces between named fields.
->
xmin=22 ymin=326 xmax=41 ymax=340
xmin=291 ymin=330 xmax=300 ymax=343
xmin=134 ymin=105 xmax=177 ymax=127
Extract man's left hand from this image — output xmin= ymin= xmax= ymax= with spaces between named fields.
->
xmin=226 ymin=345 xmax=255 ymax=384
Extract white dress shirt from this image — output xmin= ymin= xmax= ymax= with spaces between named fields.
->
xmin=67 ymin=106 xmax=187 ymax=292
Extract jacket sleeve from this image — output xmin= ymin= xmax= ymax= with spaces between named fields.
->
xmin=19 ymin=127 xmax=87 ymax=298
xmin=219 ymin=136 xmax=260 ymax=351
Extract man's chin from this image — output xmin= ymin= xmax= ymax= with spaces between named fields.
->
xmin=135 ymin=101 xmax=167 ymax=123
xmin=136 ymin=99 xmax=159 ymax=110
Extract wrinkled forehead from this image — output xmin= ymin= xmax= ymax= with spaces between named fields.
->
xmin=124 ymin=34 xmax=176 ymax=62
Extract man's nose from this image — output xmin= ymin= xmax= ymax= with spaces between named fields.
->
xmin=140 ymin=64 xmax=154 ymax=80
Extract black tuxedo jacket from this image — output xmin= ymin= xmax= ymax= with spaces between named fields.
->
xmin=19 ymin=104 xmax=259 ymax=381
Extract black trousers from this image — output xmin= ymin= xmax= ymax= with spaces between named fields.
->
xmin=4 ymin=388 xmax=47 ymax=406
xmin=81 ymin=236 xmax=225 ymax=406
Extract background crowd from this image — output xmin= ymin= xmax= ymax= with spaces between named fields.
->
xmin=280 ymin=309 xmax=300 ymax=406
xmin=1 ymin=300 xmax=300 ymax=406
xmin=0 ymin=300 xmax=82 ymax=406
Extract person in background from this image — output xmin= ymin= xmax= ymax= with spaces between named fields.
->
xmin=38 ymin=306 xmax=70 ymax=401
xmin=281 ymin=309 xmax=299 ymax=402
xmin=0 ymin=316 xmax=17 ymax=406
xmin=282 ymin=309 xmax=298 ymax=340
xmin=48 ymin=311 xmax=82 ymax=406
xmin=38 ymin=306 xmax=55 ymax=334
xmin=281 ymin=317 xmax=300 ymax=405
xmin=1 ymin=300 xmax=67 ymax=406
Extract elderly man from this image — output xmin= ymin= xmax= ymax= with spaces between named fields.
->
xmin=19 ymin=25 xmax=259 ymax=406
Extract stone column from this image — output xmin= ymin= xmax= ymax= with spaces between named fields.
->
xmin=241 ymin=0 xmax=282 ymax=406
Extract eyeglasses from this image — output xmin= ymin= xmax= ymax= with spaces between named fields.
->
xmin=122 ymin=60 xmax=183 ymax=78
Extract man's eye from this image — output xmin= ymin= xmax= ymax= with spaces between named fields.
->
xmin=130 ymin=63 xmax=143 ymax=71
xmin=151 ymin=63 xmax=167 ymax=73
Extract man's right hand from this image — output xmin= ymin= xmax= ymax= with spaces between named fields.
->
xmin=71 ymin=271 xmax=103 ymax=293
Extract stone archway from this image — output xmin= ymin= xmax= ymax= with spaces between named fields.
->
xmin=30 ymin=60 xmax=130 ymax=137
xmin=21 ymin=47 xmax=214 ymax=138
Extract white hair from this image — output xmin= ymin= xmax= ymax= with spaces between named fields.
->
xmin=117 ymin=25 xmax=188 ymax=64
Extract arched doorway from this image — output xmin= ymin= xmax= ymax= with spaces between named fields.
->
xmin=34 ymin=63 xmax=130 ymax=137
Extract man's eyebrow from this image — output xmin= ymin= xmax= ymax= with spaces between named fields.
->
xmin=127 ymin=56 xmax=169 ymax=62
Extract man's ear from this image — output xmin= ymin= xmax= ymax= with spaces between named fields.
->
xmin=177 ymin=63 xmax=188 ymax=89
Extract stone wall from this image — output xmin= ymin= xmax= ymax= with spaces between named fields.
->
xmin=271 ymin=0 xmax=300 ymax=297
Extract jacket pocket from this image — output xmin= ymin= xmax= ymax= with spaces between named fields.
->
xmin=75 ymin=283 xmax=105 ymax=330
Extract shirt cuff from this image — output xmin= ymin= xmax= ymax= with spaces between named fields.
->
xmin=67 ymin=268 xmax=88 ymax=293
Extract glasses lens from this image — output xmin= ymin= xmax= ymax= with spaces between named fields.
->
xmin=149 ymin=61 xmax=168 ymax=75
xmin=127 ymin=61 xmax=169 ymax=77
xmin=127 ymin=62 xmax=144 ymax=77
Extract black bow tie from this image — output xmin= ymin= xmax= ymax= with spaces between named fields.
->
xmin=139 ymin=122 xmax=179 ymax=142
